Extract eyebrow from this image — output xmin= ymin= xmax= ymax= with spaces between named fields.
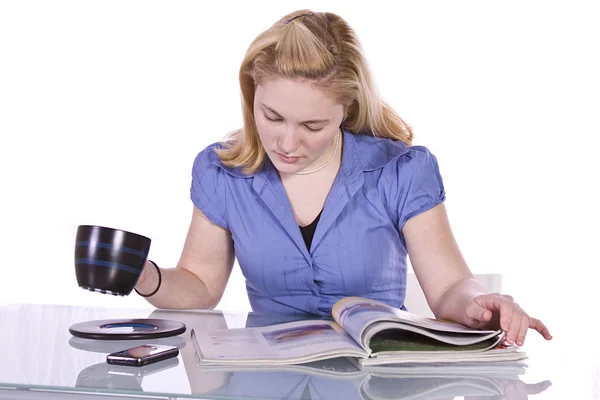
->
xmin=261 ymin=103 xmax=330 ymax=124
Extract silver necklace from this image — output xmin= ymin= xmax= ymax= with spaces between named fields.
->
xmin=295 ymin=128 xmax=341 ymax=175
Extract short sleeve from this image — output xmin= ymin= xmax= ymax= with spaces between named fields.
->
xmin=393 ymin=146 xmax=446 ymax=229
xmin=190 ymin=145 xmax=229 ymax=230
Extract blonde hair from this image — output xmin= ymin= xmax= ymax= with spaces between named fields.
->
xmin=216 ymin=9 xmax=413 ymax=174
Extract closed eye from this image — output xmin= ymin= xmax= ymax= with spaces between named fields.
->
xmin=264 ymin=114 xmax=282 ymax=122
xmin=304 ymin=125 xmax=324 ymax=132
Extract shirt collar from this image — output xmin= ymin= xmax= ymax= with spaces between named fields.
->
xmin=216 ymin=128 xmax=411 ymax=191
xmin=344 ymin=129 xmax=411 ymax=171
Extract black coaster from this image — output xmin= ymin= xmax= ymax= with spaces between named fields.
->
xmin=69 ymin=318 xmax=186 ymax=340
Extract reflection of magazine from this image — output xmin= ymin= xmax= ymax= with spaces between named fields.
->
xmin=195 ymin=357 xmax=366 ymax=380
xmin=365 ymin=360 xmax=528 ymax=377
xmin=361 ymin=375 xmax=505 ymax=400
xmin=195 ymin=357 xmax=527 ymax=380
xmin=194 ymin=359 xmax=528 ymax=400
xmin=192 ymin=296 xmax=526 ymax=366
xmin=362 ymin=362 xmax=528 ymax=399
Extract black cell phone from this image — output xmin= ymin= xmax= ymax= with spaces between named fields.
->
xmin=106 ymin=344 xmax=179 ymax=367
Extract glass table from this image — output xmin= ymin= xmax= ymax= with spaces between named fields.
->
xmin=0 ymin=302 xmax=595 ymax=399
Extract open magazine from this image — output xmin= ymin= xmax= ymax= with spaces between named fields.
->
xmin=192 ymin=296 xmax=526 ymax=366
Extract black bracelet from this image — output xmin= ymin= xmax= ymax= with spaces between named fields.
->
xmin=135 ymin=260 xmax=162 ymax=298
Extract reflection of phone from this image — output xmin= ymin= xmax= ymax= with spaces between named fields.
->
xmin=107 ymin=356 xmax=179 ymax=377
xmin=106 ymin=344 xmax=179 ymax=367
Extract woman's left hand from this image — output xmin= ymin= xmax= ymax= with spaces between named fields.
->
xmin=463 ymin=293 xmax=552 ymax=346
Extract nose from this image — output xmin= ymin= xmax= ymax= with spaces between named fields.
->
xmin=278 ymin=128 xmax=300 ymax=155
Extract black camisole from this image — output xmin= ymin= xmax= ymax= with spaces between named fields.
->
xmin=299 ymin=210 xmax=323 ymax=251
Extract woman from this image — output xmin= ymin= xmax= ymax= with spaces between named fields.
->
xmin=135 ymin=9 xmax=551 ymax=347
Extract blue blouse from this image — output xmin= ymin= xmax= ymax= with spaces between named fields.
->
xmin=190 ymin=129 xmax=445 ymax=316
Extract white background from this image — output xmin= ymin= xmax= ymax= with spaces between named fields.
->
xmin=0 ymin=1 xmax=598 ymax=325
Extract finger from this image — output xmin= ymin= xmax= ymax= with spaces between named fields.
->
xmin=466 ymin=301 xmax=492 ymax=322
xmin=475 ymin=294 xmax=512 ymax=330
xmin=503 ymin=382 xmax=523 ymax=400
xmin=515 ymin=307 xmax=529 ymax=346
xmin=515 ymin=380 xmax=530 ymax=400
xmin=499 ymin=296 xmax=516 ymax=333
xmin=525 ymin=380 xmax=552 ymax=395
xmin=530 ymin=317 xmax=553 ymax=340
xmin=505 ymin=303 xmax=521 ymax=344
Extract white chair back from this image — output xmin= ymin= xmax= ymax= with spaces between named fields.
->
xmin=404 ymin=273 xmax=502 ymax=317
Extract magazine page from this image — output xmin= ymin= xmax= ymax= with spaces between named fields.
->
xmin=361 ymin=347 xmax=528 ymax=366
xmin=360 ymin=331 xmax=527 ymax=365
xmin=191 ymin=320 xmax=367 ymax=366
xmin=367 ymin=329 xmax=506 ymax=357
xmin=331 ymin=297 xmax=501 ymax=350
xmin=361 ymin=321 xmax=503 ymax=347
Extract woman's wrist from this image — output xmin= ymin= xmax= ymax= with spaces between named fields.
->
xmin=434 ymin=277 xmax=486 ymax=323
xmin=135 ymin=260 xmax=162 ymax=297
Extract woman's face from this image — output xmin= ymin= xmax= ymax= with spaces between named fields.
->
xmin=253 ymin=77 xmax=344 ymax=175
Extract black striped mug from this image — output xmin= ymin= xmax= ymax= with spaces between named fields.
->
xmin=75 ymin=225 xmax=151 ymax=296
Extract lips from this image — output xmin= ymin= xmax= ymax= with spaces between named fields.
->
xmin=276 ymin=152 xmax=301 ymax=164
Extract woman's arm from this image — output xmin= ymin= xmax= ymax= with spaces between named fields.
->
xmin=402 ymin=203 xmax=551 ymax=345
xmin=402 ymin=203 xmax=480 ymax=321
xmin=135 ymin=206 xmax=235 ymax=309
